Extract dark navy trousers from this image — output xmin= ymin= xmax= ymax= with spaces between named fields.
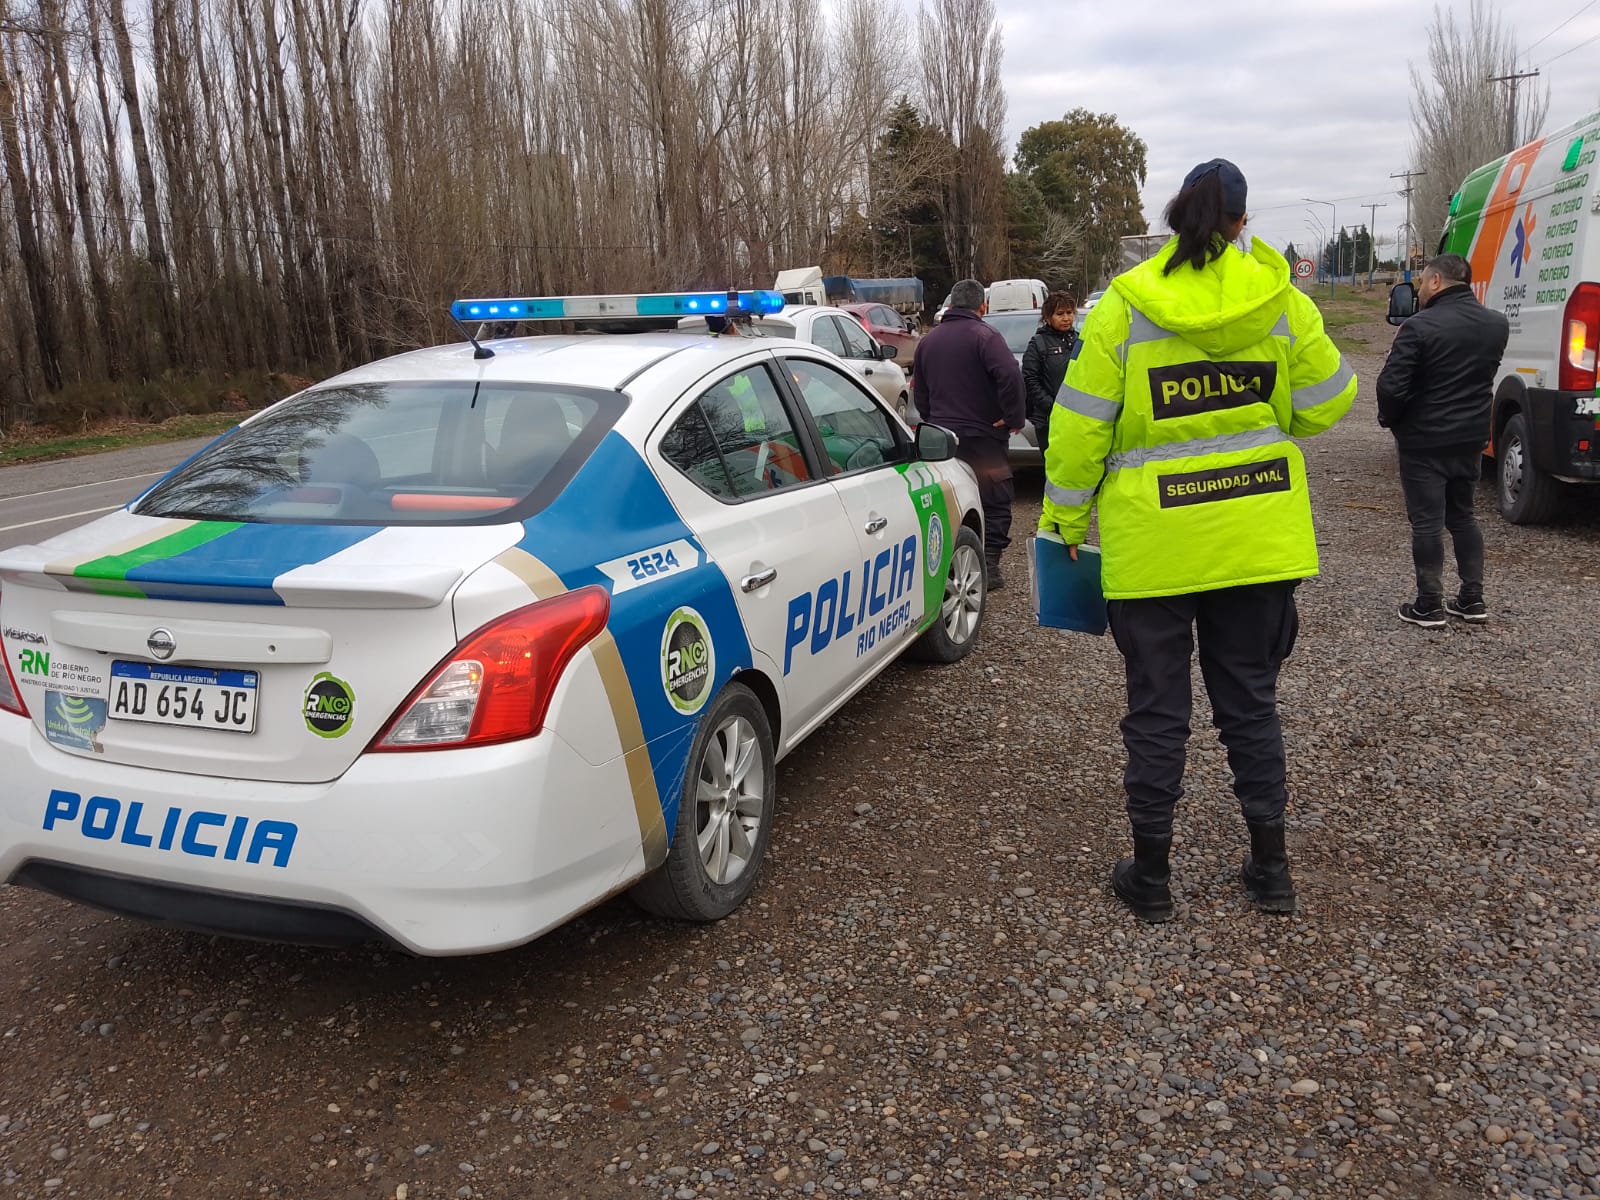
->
xmin=1107 ymin=582 xmax=1299 ymax=838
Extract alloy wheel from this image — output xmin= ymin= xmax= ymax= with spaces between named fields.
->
xmin=694 ymin=715 xmax=765 ymax=885
xmin=941 ymin=542 xmax=984 ymax=645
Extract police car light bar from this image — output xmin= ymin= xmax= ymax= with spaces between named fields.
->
xmin=450 ymin=290 xmax=785 ymax=323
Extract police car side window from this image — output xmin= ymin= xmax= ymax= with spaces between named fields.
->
xmin=834 ymin=316 xmax=876 ymax=360
xmin=809 ymin=317 xmax=846 ymax=355
xmin=783 ymin=358 xmax=901 ymax=475
xmin=660 ymin=367 xmax=813 ymax=501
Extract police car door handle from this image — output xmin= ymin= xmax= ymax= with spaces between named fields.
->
xmin=864 ymin=516 xmax=889 ymax=534
xmin=741 ymin=568 xmax=777 ymax=592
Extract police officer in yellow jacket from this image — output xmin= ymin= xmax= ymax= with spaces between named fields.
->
xmin=1040 ymin=159 xmax=1355 ymax=922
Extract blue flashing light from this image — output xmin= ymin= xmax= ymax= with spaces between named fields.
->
xmin=450 ymin=290 xmax=785 ymax=324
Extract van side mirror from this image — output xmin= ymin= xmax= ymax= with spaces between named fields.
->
xmin=1387 ymin=282 xmax=1417 ymax=326
xmin=915 ymin=423 xmax=955 ymax=462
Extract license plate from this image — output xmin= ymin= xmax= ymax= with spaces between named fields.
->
xmin=108 ymin=662 xmax=259 ymax=733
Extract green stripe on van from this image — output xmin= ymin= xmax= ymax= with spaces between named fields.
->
xmin=1442 ymin=158 xmax=1504 ymax=257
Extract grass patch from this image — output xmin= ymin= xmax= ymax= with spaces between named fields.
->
xmin=1331 ymin=335 xmax=1369 ymax=354
xmin=0 ymin=411 xmax=252 ymax=466
xmin=1 ymin=367 xmax=313 ymax=466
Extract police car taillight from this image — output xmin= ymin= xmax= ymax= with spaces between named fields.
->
xmin=0 ymin=656 xmax=25 ymax=717
xmin=0 ymin=588 xmax=26 ymax=717
xmin=371 ymin=586 xmax=610 ymax=751
xmin=1559 ymin=283 xmax=1600 ymax=393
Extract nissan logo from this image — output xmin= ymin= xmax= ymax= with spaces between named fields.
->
xmin=147 ymin=629 xmax=177 ymax=660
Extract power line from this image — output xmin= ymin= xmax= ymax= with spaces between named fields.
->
xmin=1542 ymin=28 xmax=1600 ymax=66
xmin=1487 ymin=69 xmax=1540 ymax=153
xmin=1390 ymin=168 xmax=1426 ymax=278
xmin=1525 ymin=0 xmax=1597 ymax=54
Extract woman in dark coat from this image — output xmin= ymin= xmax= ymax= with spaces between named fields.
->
xmin=1021 ymin=291 xmax=1079 ymax=454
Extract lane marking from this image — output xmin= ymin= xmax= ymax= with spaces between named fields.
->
xmin=0 ymin=470 xmax=165 ymax=505
xmin=0 ymin=504 xmax=123 ymax=534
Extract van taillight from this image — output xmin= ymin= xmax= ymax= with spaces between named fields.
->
xmin=370 ymin=586 xmax=610 ymax=751
xmin=1559 ymin=283 xmax=1600 ymax=392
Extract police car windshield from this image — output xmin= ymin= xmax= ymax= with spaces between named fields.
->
xmin=136 ymin=380 xmax=624 ymax=525
xmin=982 ymin=312 xmax=1040 ymax=354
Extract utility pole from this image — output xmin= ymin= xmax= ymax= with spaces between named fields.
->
xmin=1362 ymin=202 xmax=1386 ymax=287
xmin=1488 ymin=69 xmax=1540 ymax=154
xmin=1390 ymin=168 xmax=1427 ymax=281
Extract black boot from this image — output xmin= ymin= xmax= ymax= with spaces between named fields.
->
xmin=1111 ymin=834 xmax=1173 ymax=923
xmin=985 ymin=554 xmax=1006 ymax=591
xmin=1240 ymin=818 xmax=1296 ymax=914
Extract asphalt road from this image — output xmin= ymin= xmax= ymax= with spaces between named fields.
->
xmin=0 ymin=442 xmax=210 ymax=553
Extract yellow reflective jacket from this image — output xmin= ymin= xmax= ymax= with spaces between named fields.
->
xmin=1041 ymin=237 xmax=1355 ymax=599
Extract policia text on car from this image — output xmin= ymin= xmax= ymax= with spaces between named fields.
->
xmin=1039 ymin=158 xmax=1357 ymax=924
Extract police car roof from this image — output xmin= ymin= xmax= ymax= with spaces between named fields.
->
xmin=326 ymin=330 xmax=809 ymax=395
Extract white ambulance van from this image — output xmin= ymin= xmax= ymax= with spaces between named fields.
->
xmin=1390 ymin=109 xmax=1600 ymax=523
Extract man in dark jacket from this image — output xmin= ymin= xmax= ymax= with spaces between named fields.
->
xmin=1021 ymin=291 xmax=1080 ymax=454
xmin=1375 ymin=254 xmax=1509 ymax=627
xmin=913 ymin=278 xmax=1027 ymax=588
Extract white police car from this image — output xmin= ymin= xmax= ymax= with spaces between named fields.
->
xmin=0 ymin=290 xmax=986 ymax=955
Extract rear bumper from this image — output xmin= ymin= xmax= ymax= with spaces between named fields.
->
xmin=1522 ymin=388 xmax=1600 ymax=480
xmin=0 ymin=713 xmax=649 ymax=955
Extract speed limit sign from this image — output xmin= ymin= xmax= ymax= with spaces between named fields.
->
xmin=1293 ymin=258 xmax=1315 ymax=280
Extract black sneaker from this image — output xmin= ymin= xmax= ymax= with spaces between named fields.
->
xmin=1444 ymin=597 xmax=1488 ymax=623
xmin=1398 ymin=602 xmax=1446 ymax=628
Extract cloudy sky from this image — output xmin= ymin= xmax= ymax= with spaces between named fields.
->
xmin=992 ymin=0 xmax=1600 ymax=260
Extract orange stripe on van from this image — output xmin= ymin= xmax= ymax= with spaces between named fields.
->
xmin=1468 ymin=139 xmax=1546 ymax=289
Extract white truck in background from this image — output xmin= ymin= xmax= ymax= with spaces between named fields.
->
xmin=774 ymin=266 xmax=925 ymax=323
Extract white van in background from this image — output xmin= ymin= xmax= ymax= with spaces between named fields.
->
xmin=987 ymin=278 xmax=1049 ymax=312
xmin=1389 ymin=108 xmax=1600 ymax=524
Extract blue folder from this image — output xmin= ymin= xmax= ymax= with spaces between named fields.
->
xmin=1030 ymin=534 xmax=1108 ymax=635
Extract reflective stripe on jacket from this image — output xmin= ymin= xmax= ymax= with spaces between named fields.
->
xmin=1042 ymin=236 xmax=1355 ymax=599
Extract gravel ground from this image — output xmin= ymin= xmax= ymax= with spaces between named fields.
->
xmin=2 ymin=309 xmax=1598 ymax=1200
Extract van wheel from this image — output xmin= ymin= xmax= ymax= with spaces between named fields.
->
xmin=912 ymin=525 xmax=985 ymax=663
xmin=1498 ymin=412 xmax=1560 ymax=525
xmin=630 ymin=683 xmax=776 ymax=922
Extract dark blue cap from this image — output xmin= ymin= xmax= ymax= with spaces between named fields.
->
xmin=1182 ymin=158 xmax=1247 ymax=215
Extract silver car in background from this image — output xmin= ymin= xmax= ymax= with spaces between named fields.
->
xmin=982 ymin=310 xmax=1045 ymax=467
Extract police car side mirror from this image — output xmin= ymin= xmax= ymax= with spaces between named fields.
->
xmin=915 ymin=423 xmax=956 ymax=462
xmin=878 ymin=343 xmax=898 ymax=360
xmin=1387 ymin=282 xmax=1417 ymax=325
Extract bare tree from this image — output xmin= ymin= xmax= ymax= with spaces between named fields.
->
xmin=0 ymin=3 xmax=65 ymax=389
xmin=917 ymin=0 xmax=1006 ymax=280
xmin=0 ymin=0 xmax=1049 ymax=423
xmin=1409 ymin=0 xmax=1549 ymax=247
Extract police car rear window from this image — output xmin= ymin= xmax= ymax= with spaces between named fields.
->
xmin=135 ymin=380 xmax=625 ymax=525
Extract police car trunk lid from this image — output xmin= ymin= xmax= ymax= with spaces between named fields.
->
xmin=0 ymin=516 xmax=522 ymax=783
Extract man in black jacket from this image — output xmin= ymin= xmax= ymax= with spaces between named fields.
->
xmin=1375 ymin=254 xmax=1509 ymax=627
xmin=913 ymin=278 xmax=1027 ymax=588
xmin=1021 ymin=291 xmax=1080 ymax=455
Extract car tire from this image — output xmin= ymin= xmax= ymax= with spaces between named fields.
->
xmin=629 ymin=682 xmax=776 ymax=922
xmin=911 ymin=525 xmax=985 ymax=663
xmin=1497 ymin=412 xmax=1560 ymax=525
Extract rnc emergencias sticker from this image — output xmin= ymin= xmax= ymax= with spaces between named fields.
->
xmin=303 ymin=672 xmax=355 ymax=738
xmin=661 ymin=606 xmax=714 ymax=715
